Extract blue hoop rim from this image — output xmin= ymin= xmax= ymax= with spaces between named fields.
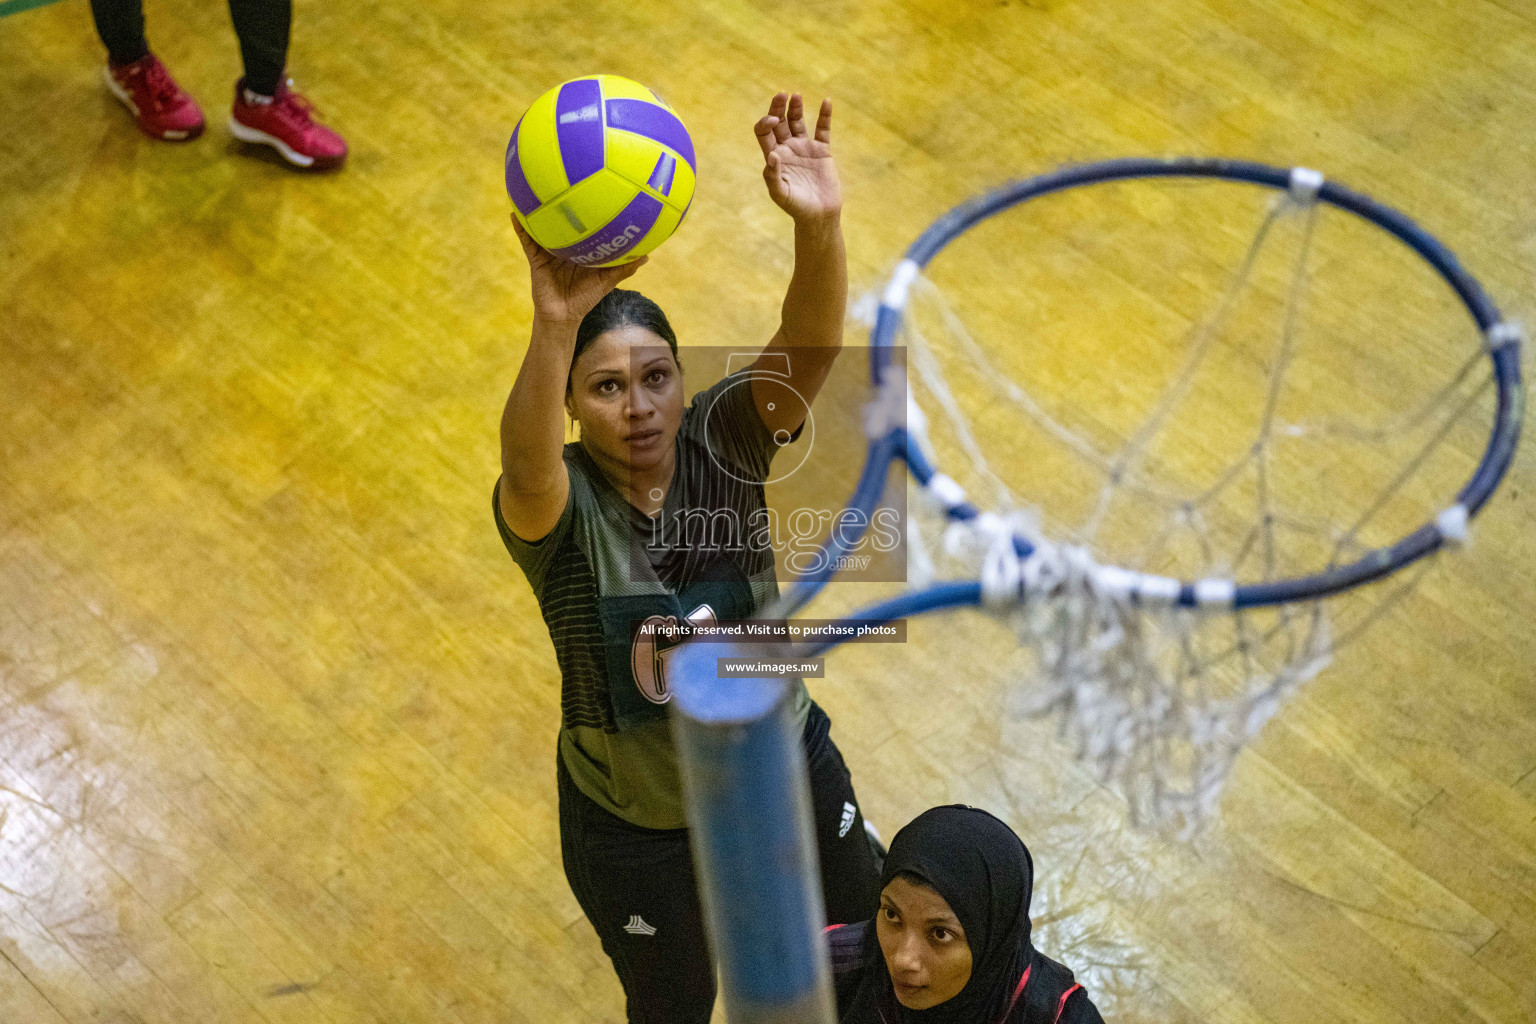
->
xmin=793 ymin=157 xmax=1522 ymax=629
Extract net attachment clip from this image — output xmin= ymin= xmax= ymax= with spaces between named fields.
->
xmin=1486 ymin=321 xmax=1523 ymax=353
xmin=881 ymin=258 xmax=921 ymax=312
xmin=1193 ymin=577 xmax=1237 ymax=609
xmin=925 ymin=473 xmax=968 ymax=513
xmin=1436 ymin=503 xmax=1469 ymax=547
xmin=1288 ymin=167 xmax=1324 ymax=202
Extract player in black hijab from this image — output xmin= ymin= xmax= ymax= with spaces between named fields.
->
xmin=827 ymin=805 xmax=1104 ymax=1024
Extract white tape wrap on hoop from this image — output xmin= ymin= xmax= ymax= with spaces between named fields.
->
xmin=976 ymin=513 xmax=1023 ymax=608
xmin=1194 ymin=577 xmax=1237 ymax=609
xmin=1087 ymin=564 xmax=1179 ymax=605
xmin=1289 ymin=166 xmax=1324 ymax=202
xmin=1091 ymin=565 xmax=1141 ymax=603
xmin=1486 ymin=321 xmax=1523 ymax=352
xmin=1001 ymin=558 xmax=1187 ymax=607
xmin=925 ymin=473 xmax=968 ymax=513
xmin=1134 ymin=573 xmax=1182 ymax=606
xmin=1012 ymin=545 xmax=1188 ymax=607
xmin=1436 ymin=503 xmax=1469 ymax=547
xmin=881 ymin=259 xmax=922 ymax=312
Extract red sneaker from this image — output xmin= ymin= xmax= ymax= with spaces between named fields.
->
xmin=229 ymin=79 xmax=347 ymax=170
xmin=103 ymin=54 xmax=205 ymax=141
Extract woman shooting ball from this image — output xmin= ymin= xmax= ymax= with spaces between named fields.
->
xmin=494 ymin=91 xmax=880 ymax=1023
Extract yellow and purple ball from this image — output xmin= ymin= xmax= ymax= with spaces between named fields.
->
xmin=505 ymin=75 xmax=696 ymax=267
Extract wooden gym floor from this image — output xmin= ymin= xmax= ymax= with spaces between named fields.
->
xmin=1 ymin=0 xmax=1534 ymax=1021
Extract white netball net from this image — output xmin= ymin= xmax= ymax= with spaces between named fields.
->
xmin=861 ymin=181 xmax=1508 ymax=835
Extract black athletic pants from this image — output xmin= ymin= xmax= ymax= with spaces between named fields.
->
xmin=557 ymin=701 xmax=881 ymax=1024
xmin=88 ymin=0 xmax=291 ymax=96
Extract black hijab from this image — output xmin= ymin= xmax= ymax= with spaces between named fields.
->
xmin=844 ymin=805 xmax=1036 ymax=1024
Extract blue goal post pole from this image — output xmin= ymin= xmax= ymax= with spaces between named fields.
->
xmin=669 ymin=639 xmax=837 ymax=1024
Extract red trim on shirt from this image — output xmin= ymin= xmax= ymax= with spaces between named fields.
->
xmin=1000 ymin=964 xmax=1032 ymax=1022
xmin=1053 ymin=983 xmax=1083 ymax=1023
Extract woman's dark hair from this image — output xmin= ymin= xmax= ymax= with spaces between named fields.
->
xmin=569 ymin=289 xmax=680 ymax=389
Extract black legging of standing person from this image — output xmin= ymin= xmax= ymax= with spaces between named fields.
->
xmin=88 ymin=0 xmax=292 ymax=96
xmin=558 ymin=702 xmax=882 ymax=1024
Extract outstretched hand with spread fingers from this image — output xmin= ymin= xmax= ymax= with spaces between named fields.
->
xmin=754 ymin=92 xmax=841 ymax=223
